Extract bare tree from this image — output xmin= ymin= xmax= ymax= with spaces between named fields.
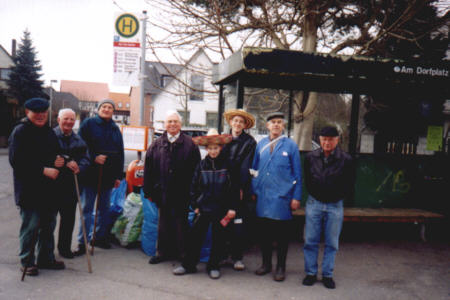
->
xmin=143 ymin=0 xmax=449 ymax=149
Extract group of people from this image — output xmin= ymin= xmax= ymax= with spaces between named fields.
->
xmin=9 ymin=97 xmax=124 ymax=276
xmin=9 ymin=97 xmax=354 ymax=290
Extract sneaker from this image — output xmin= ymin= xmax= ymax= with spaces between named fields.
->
xmin=233 ymin=260 xmax=245 ymax=271
xmin=322 ymin=277 xmax=336 ymax=289
xmin=73 ymin=244 xmax=86 ymax=257
xmin=173 ymin=266 xmax=187 ymax=275
xmin=37 ymin=260 xmax=65 ymax=270
xmin=302 ymin=275 xmax=317 ymax=286
xmin=254 ymin=265 xmax=272 ymax=276
xmin=20 ymin=265 xmax=39 ymax=276
xmin=208 ymin=269 xmax=221 ymax=279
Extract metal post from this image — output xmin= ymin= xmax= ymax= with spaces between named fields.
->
xmin=49 ymin=79 xmax=57 ymax=128
xmin=349 ymin=93 xmax=360 ymax=155
xmin=218 ymin=84 xmax=224 ymax=132
xmin=236 ymin=79 xmax=244 ymax=109
xmin=139 ymin=11 xmax=147 ymax=126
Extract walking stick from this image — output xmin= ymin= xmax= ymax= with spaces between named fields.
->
xmin=90 ymin=164 xmax=103 ymax=256
xmin=74 ymin=173 xmax=92 ymax=273
xmin=21 ymin=220 xmax=40 ymax=281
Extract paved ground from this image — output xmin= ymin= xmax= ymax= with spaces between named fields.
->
xmin=0 ymin=149 xmax=449 ymax=300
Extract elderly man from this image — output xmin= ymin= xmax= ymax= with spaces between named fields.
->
xmin=144 ymin=110 xmax=200 ymax=264
xmin=74 ymin=99 xmax=124 ymax=255
xmin=54 ymin=108 xmax=89 ymax=258
xmin=251 ymin=112 xmax=301 ymax=282
xmin=9 ymin=98 xmax=66 ymax=276
xmin=302 ymin=126 xmax=354 ymax=289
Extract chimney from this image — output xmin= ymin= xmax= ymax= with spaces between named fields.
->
xmin=11 ymin=39 xmax=16 ymax=57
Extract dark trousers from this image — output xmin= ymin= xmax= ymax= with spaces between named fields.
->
xmin=183 ymin=213 xmax=227 ymax=271
xmin=157 ymin=206 xmax=188 ymax=260
xmin=224 ymin=220 xmax=245 ymax=261
xmin=19 ymin=208 xmax=57 ymax=267
xmin=257 ymin=217 xmax=291 ymax=270
xmin=57 ymin=197 xmax=77 ymax=253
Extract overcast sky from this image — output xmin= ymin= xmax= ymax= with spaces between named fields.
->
xmin=0 ymin=0 xmax=154 ymax=93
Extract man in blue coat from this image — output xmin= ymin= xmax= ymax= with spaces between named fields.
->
xmin=74 ymin=99 xmax=124 ymax=255
xmin=251 ymin=112 xmax=301 ymax=282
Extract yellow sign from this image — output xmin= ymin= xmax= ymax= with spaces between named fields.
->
xmin=115 ymin=13 xmax=139 ymax=38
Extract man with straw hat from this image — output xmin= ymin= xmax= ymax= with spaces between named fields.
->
xmin=221 ymin=109 xmax=256 ymax=271
xmin=173 ymin=129 xmax=239 ymax=280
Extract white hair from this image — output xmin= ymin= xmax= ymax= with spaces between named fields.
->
xmin=58 ymin=108 xmax=76 ymax=118
xmin=165 ymin=110 xmax=182 ymax=122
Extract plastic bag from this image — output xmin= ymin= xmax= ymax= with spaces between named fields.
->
xmin=111 ymin=192 xmax=144 ymax=246
xmin=110 ymin=179 xmax=127 ymax=215
xmin=141 ymin=190 xmax=159 ymax=256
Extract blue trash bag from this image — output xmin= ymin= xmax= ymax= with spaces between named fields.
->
xmin=105 ymin=179 xmax=128 ymax=231
xmin=141 ymin=190 xmax=158 ymax=256
xmin=188 ymin=210 xmax=212 ymax=263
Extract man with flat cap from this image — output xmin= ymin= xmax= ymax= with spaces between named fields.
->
xmin=251 ymin=111 xmax=301 ymax=282
xmin=9 ymin=97 xmax=66 ymax=276
xmin=74 ymin=99 xmax=124 ymax=255
xmin=302 ymin=126 xmax=354 ymax=289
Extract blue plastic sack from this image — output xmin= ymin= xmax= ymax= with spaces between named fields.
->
xmin=110 ymin=179 xmax=127 ymax=215
xmin=141 ymin=190 xmax=159 ymax=256
xmin=188 ymin=210 xmax=212 ymax=263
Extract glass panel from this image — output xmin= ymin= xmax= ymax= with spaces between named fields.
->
xmin=206 ymin=112 xmax=218 ymax=128
xmin=189 ymin=75 xmax=204 ymax=101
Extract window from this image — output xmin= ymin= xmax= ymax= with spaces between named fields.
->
xmin=206 ymin=112 xmax=218 ymax=128
xmin=189 ymin=74 xmax=204 ymax=101
xmin=160 ymin=75 xmax=171 ymax=87
xmin=0 ymin=68 xmax=11 ymax=80
xmin=126 ymin=103 xmax=130 ymax=108
xmin=118 ymin=102 xmax=123 ymax=108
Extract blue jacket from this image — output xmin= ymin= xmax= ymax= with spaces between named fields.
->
xmin=251 ymin=136 xmax=302 ymax=220
xmin=79 ymin=115 xmax=124 ymax=189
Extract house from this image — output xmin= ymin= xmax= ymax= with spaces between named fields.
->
xmin=0 ymin=44 xmax=15 ymax=147
xmin=60 ymin=80 xmax=109 ymax=121
xmin=129 ymin=48 xmax=218 ymax=130
xmin=109 ymin=92 xmax=130 ymax=124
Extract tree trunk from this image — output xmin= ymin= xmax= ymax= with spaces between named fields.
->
xmin=292 ymin=6 xmax=319 ymax=150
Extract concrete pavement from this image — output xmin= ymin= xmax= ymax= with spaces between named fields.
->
xmin=0 ymin=152 xmax=449 ymax=300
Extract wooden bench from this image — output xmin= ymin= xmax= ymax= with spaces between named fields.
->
xmin=292 ymin=207 xmax=444 ymax=241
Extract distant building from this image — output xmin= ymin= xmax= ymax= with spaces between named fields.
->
xmin=109 ymin=92 xmax=130 ymax=124
xmin=0 ymin=44 xmax=15 ymax=147
xmin=129 ymin=48 xmax=218 ymax=130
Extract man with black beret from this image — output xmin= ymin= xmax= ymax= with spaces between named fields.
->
xmin=302 ymin=126 xmax=354 ymax=289
xmin=74 ymin=99 xmax=124 ymax=255
xmin=9 ymin=98 xmax=66 ymax=276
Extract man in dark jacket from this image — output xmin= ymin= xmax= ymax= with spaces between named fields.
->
xmin=220 ymin=109 xmax=256 ymax=271
xmin=54 ymin=108 xmax=90 ymax=258
xmin=9 ymin=98 xmax=66 ymax=276
xmin=144 ymin=110 xmax=201 ymax=264
xmin=74 ymin=99 xmax=124 ymax=255
xmin=302 ymin=126 xmax=354 ymax=289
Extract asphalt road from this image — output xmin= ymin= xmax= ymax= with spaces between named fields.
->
xmin=0 ymin=150 xmax=449 ymax=300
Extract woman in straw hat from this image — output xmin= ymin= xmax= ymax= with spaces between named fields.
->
xmin=220 ymin=109 xmax=257 ymax=271
xmin=173 ymin=129 xmax=239 ymax=280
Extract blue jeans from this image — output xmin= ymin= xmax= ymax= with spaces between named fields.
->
xmin=19 ymin=209 xmax=57 ymax=267
xmin=77 ymin=186 xmax=112 ymax=244
xmin=303 ymin=196 xmax=343 ymax=277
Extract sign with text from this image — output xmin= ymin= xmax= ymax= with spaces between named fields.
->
xmin=113 ymin=12 xmax=141 ymax=86
xmin=121 ymin=125 xmax=149 ymax=151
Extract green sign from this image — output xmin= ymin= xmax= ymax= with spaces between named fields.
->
xmin=426 ymin=126 xmax=443 ymax=151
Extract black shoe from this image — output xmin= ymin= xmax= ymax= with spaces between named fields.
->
xmin=302 ymin=275 xmax=317 ymax=286
xmin=73 ymin=244 xmax=86 ymax=256
xmin=322 ymin=277 xmax=336 ymax=289
xmin=254 ymin=265 xmax=272 ymax=276
xmin=37 ymin=260 xmax=65 ymax=270
xmin=91 ymin=239 xmax=111 ymax=249
xmin=273 ymin=267 xmax=285 ymax=282
xmin=20 ymin=265 xmax=39 ymax=276
xmin=149 ymin=255 xmax=165 ymax=264
xmin=59 ymin=249 xmax=74 ymax=259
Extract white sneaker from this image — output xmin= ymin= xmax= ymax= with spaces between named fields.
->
xmin=233 ymin=260 xmax=245 ymax=271
xmin=209 ymin=269 xmax=221 ymax=279
xmin=173 ymin=266 xmax=186 ymax=275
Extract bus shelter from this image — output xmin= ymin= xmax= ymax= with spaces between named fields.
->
xmin=212 ymin=47 xmax=449 ymax=239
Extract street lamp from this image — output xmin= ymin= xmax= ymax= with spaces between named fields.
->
xmin=49 ymin=79 xmax=58 ymax=127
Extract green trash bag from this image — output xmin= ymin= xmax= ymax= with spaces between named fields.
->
xmin=111 ymin=192 xmax=144 ymax=247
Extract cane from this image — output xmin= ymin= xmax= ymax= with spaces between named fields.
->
xmin=90 ymin=164 xmax=103 ymax=256
xmin=21 ymin=220 xmax=40 ymax=281
xmin=74 ymin=174 xmax=92 ymax=273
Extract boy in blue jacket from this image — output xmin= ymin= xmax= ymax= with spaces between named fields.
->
xmin=173 ymin=129 xmax=238 ymax=279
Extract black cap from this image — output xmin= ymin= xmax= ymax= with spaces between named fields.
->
xmin=24 ymin=98 xmax=49 ymax=112
xmin=266 ymin=111 xmax=285 ymax=122
xmin=320 ymin=126 xmax=339 ymax=137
